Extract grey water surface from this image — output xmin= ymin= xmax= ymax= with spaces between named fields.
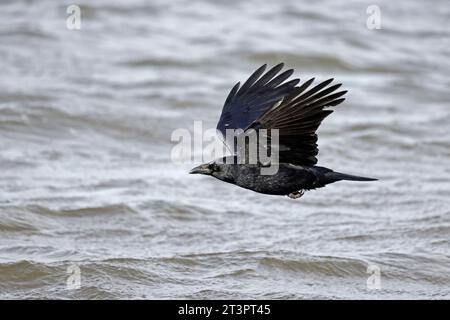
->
xmin=0 ymin=0 xmax=450 ymax=299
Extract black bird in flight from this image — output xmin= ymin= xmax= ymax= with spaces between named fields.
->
xmin=190 ymin=63 xmax=376 ymax=199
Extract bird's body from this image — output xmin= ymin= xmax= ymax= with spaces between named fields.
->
xmin=190 ymin=63 xmax=377 ymax=198
xmin=232 ymin=163 xmax=318 ymax=195
xmin=232 ymin=164 xmax=374 ymax=196
xmin=192 ymin=156 xmax=375 ymax=198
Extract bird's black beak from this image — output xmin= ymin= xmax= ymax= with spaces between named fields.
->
xmin=189 ymin=164 xmax=212 ymax=175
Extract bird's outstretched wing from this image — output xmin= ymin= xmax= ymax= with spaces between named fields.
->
xmin=248 ymin=75 xmax=347 ymax=166
xmin=217 ymin=63 xmax=347 ymax=166
xmin=217 ymin=63 xmax=299 ymax=138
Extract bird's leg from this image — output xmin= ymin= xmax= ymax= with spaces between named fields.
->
xmin=288 ymin=190 xmax=305 ymax=199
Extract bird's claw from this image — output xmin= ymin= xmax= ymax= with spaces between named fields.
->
xmin=288 ymin=190 xmax=305 ymax=199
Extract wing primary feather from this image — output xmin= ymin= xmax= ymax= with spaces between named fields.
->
xmin=305 ymin=90 xmax=347 ymax=109
xmin=265 ymin=69 xmax=294 ymax=88
xmin=326 ymin=98 xmax=345 ymax=107
xmin=275 ymin=78 xmax=300 ymax=92
xmin=264 ymin=90 xmax=345 ymax=126
xmin=241 ymin=78 xmax=298 ymax=111
xmin=283 ymin=78 xmax=315 ymax=104
xmin=224 ymin=81 xmax=240 ymax=106
xmin=250 ymin=63 xmax=285 ymax=90
xmin=298 ymin=83 xmax=343 ymax=106
xmin=258 ymin=78 xmax=315 ymax=120
xmin=289 ymin=78 xmax=334 ymax=106
xmin=236 ymin=64 xmax=267 ymax=96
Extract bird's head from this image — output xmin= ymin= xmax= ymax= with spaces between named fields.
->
xmin=189 ymin=157 xmax=236 ymax=183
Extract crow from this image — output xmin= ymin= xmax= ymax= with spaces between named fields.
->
xmin=190 ymin=63 xmax=377 ymax=199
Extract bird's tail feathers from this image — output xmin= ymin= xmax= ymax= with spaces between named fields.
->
xmin=326 ymin=171 xmax=377 ymax=182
